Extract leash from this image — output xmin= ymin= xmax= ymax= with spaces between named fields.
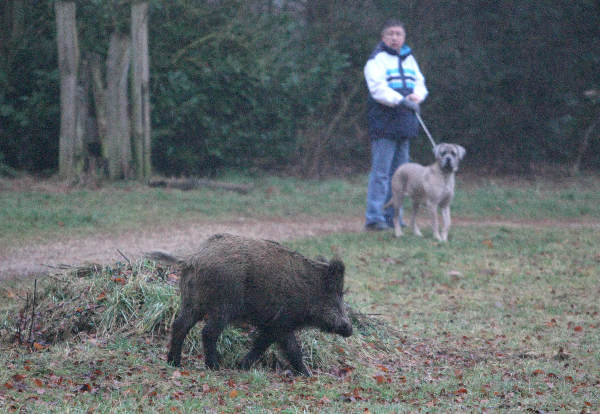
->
xmin=415 ymin=112 xmax=437 ymax=149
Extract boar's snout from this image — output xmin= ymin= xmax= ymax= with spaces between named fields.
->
xmin=337 ymin=319 xmax=353 ymax=337
xmin=319 ymin=301 xmax=353 ymax=338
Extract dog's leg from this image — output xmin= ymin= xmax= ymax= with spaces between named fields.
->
xmin=410 ymin=200 xmax=422 ymax=237
xmin=428 ymin=202 xmax=442 ymax=241
xmin=440 ymin=206 xmax=451 ymax=242
xmin=393 ymin=193 xmax=404 ymax=237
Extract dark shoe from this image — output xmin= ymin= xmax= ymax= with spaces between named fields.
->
xmin=364 ymin=222 xmax=391 ymax=232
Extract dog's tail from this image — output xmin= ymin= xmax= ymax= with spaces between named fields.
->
xmin=145 ymin=250 xmax=185 ymax=265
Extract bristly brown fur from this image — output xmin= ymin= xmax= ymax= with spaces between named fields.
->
xmin=159 ymin=233 xmax=352 ymax=376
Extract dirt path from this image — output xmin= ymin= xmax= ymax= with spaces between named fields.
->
xmin=1 ymin=216 xmax=598 ymax=280
xmin=0 ymin=216 xmax=365 ymax=279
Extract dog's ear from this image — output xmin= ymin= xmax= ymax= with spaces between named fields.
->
xmin=455 ymin=145 xmax=466 ymax=160
xmin=433 ymin=144 xmax=442 ymax=159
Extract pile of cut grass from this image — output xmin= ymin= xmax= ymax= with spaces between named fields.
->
xmin=0 ymin=259 xmax=399 ymax=376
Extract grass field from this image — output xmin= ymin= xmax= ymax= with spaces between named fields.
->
xmin=1 ymin=173 xmax=599 ymax=246
xmin=0 ymin=173 xmax=599 ymax=412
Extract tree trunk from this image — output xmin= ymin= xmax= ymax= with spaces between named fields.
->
xmin=105 ymin=32 xmax=132 ymax=180
xmin=571 ymin=115 xmax=599 ymax=175
xmin=75 ymin=57 xmax=92 ymax=174
xmin=131 ymin=2 xmax=152 ymax=181
xmin=90 ymin=53 xmax=107 ymax=156
xmin=55 ymin=1 xmax=80 ymax=182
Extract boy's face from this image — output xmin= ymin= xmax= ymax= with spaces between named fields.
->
xmin=382 ymin=26 xmax=405 ymax=51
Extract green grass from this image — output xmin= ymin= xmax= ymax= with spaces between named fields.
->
xmin=0 ymin=175 xmax=366 ymax=247
xmin=1 ymin=173 xmax=599 ymax=247
xmin=0 ymin=173 xmax=599 ymax=412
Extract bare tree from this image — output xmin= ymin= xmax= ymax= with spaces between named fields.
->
xmin=131 ymin=2 xmax=152 ymax=181
xmin=55 ymin=1 xmax=81 ymax=181
xmin=105 ymin=32 xmax=132 ymax=179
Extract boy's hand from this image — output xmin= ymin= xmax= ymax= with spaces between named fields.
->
xmin=400 ymin=98 xmax=420 ymax=114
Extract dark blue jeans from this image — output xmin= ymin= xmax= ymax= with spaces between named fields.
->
xmin=365 ymin=137 xmax=409 ymax=227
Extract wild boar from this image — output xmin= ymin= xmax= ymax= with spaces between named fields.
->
xmin=148 ymin=233 xmax=352 ymax=376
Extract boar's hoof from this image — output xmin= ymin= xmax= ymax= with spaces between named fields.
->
xmin=205 ymin=358 xmax=220 ymax=370
xmin=238 ymin=358 xmax=254 ymax=371
xmin=167 ymin=352 xmax=181 ymax=367
xmin=296 ymin=367 xmax=311 ymax=377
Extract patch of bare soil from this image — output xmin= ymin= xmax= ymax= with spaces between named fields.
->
xmin=0 ymin=216 xmax=365 ymax=280
xmin=1 ymin=216 xmax=597 ymax=280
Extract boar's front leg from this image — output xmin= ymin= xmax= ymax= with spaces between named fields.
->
xmin=278 ymin=331 xmax=310 ymax=376
xmin=239 ymin=330 xmax=276 ymax=370
xmin=202 ymin=314 xmax=228 ymax=370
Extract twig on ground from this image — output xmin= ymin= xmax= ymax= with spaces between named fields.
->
xmin=117 ymin=249 xmax=132 ymax=266
xmin=27 ymin=279 xmax=37 ymax=345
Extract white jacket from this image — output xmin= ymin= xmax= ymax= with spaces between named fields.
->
xmin=364 ymin=44 xmax=428 ymax=107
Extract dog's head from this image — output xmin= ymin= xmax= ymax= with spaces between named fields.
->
xmin=433 ymin=143 xmax=466 ymax=173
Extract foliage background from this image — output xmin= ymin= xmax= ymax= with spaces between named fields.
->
xmin=1 ymin=0 xmax=599 ymax=176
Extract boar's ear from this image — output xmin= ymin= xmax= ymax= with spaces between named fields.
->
xmin=314 ymin=255 xmax=328 ymax=264
xmin=324 ymin=257 xmax=345 ymax=294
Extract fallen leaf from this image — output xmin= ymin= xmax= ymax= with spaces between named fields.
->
xmin=456 ymin=388 xmax=468 ymax=394
xmin=377 ymin=365 xmax=389 ymax=373
xmin=4 ymin=382 xmax=14 ymax=389
xmin=482 ymin=240 xmax=494 ymax=248
xmin=12 ymin=374 xmax=25 ymax=382
xmin=373 ymin=375 xmax=385 ymax=384
xmin=33 ymin=379 xmax=43 ymax=387
xmin=574 ymin=326 xmax=583 ymax=332
xmin=97 ymin=292 xmax=106 ymax=301
xmin=229 ymin=390 xmax=238 ymax=398
xmin=33 ymin=342 xmax=46 ymax=351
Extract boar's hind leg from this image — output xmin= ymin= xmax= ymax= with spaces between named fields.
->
xmin=168 ymin=308 xmax=202 ymax=367
xmin=278 ymin=332 xmax=310 ymax=376
xmin=202 ymin=314 xmax=229 ymax=370
xmin=239 ymin=330 xmax=276 ymax=370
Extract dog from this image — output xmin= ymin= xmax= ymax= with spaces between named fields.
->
xmin=384 ymin=143 xmax=466 ymax=242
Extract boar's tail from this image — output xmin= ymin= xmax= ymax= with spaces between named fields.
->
xmin=145 ymin=250 xmax=185 ymax=265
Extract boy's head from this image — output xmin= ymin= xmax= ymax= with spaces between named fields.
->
xmin=381 ymin=19 xmax=406 ymax=51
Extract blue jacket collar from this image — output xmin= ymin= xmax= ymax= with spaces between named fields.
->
xmin=370 ymin=42 xmax=412 ymax=59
